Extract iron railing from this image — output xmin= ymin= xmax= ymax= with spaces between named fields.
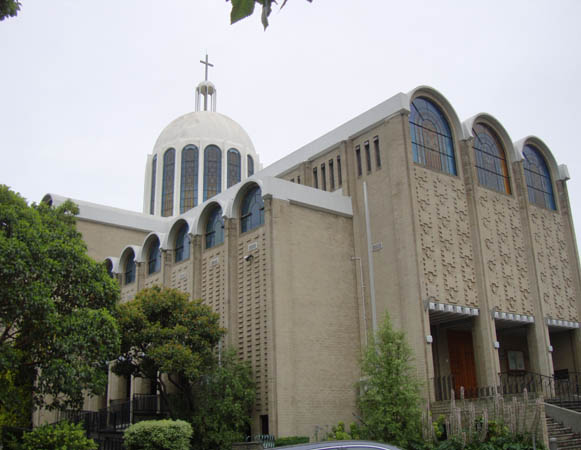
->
xmin=431 ymin=371 xmax=581 ymax=402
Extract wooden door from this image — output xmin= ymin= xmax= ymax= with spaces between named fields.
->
xmin=447 ymin=330 xmax=477 ymax=397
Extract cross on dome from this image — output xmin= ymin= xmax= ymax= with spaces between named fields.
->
xmin=200 ymin=53 xmax=214 ymax=81
xmin=195 ymin=53 xmax=217 ymax=112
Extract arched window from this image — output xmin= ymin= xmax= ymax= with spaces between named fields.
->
xmin=180 ymin=145 xmax=199 ymax=213
xmin=204 ymin=145 xmax=222 ymax=201
xmin=124 ymin=251 xmax=136 ymax=285
xmin=241 ymin=186 xmax=264 ymax=233
xmin=409 ymin=97 xmax=456 ymax=175
xmin=205 ymin=206 xmax=224 ymax=249
xmin=148 ymin=237 xmax=161 ymax=275
xmin=227 ymin=149 xmax=241 ymax=188
xmin=523 ymin=145 xmax=556 ymax=210
xmin=175 ymin=223 xmax=191 ymax=262
xmin=473 ymin=123 xmax=510 ymax=194
xmin=150 ymin=155 xmax=157 ymax=215
xmin=162 ymin=148 xmax=176 ymax=217
xmin=247 ymin=155 xmax=254 ymax=177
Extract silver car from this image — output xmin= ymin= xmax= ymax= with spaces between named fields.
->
xmin=275 ymin=441 xmax=403 ymax=450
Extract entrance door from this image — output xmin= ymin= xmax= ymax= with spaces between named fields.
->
xmin=447 ymin=330 xmax=477 ymax=397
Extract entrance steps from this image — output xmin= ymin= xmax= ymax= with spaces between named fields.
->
xmin=546 ymin=416 xmax=581 ymax=450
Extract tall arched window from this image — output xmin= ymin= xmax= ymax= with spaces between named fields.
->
xmin=204 ymin=145 xmax=222 ymax=201
xmin=523 ymin=144 xmax=556 ymax=210
xmin=247 ymin=155 xmax=254 ymax=177
xmin=409 ymin=97 xmax=456 ymax=175
xmin=162 ymin=148 xmax=176 ymax=217
xmin=227 ymin=149 xmax=241 ymax=188
xmin=148 ymin=237 xmax=161 ymax=275
xmin=205 ymin=206 xmax=224 ymax=249
xmin=241 ymin=186 xmax=264 ymax=233
xmin=180 ymin=145 xmax=199 ymax=213
xmin=175 ymin=223 xmax=191 ymax=262
xmin=124 ymin=250 xmax=136 ymax=285
xmin=473 ymin=123 xmax=510 ymax=194
xmin=150 ymin=155 xmax=157 ymax=215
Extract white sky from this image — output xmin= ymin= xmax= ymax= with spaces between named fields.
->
xmin=1 ymin=0 xmax=581 ymax=238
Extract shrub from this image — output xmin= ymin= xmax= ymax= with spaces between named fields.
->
xmin=123 ymin=419 xmax=193 ymax=450
xmin=20 ymin=421 xmax=97 ymax=450
xmin=275 ymin=436 xmax=310 ymax=446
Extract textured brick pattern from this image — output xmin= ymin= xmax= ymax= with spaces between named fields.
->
xmin=414 ymin=166 xmax=478 ymax=306
xmin=201 ymin=246 xmax=226 ymax=328
xmin=530 ymin=207 xmax=577 ymax=321
xmin=170 ymin=259 xmax=191 ymax=294
xmin=477 ymin=189 xmax=533 ymax=314
xmin=237 ymin=229 xmax=269 ymax=414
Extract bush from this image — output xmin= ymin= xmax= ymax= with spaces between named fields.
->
xmin=275 ymin=436 xmax=310 ymax=446
xmin=19 ymin=421 xmax=97 ymax=450
xmin=123 ymin=419 xmax=193 ymax=450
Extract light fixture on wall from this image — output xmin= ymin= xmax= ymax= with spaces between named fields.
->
xmin=426 ymin=335 xmax=433 ymax=344
xmin=494 ymin=341 xmax=500 ymax=349
xmin=548 ymin=345 xmax=554 ymax=353
xmin=243 ymin=254 xmax=254 ymax=262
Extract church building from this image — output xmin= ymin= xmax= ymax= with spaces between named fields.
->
xmin=39 ymin=57 xmax=581 ymax=438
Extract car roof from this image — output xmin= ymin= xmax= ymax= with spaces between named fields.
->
xmin=274 ymin=440 xmax=402 ymax=450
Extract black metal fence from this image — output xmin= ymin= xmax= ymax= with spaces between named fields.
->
xmin=431 ymin=371 xmax=581 ymax=402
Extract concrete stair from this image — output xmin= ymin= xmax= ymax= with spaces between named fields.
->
xmin=546 ymin=416 xmax=581 ymax=450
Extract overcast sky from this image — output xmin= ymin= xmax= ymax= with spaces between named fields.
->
xmin=1 ymin=1 xmax=581 ymax=236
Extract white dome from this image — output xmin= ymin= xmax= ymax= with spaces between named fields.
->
xmin=153 ymin=111 xmax=255 ymax=154
xmin=143 ymin=110 xmax=261 ymax=217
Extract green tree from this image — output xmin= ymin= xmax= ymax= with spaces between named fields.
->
xmin=228 ymin=0 xmax=312 ymax=29
xmin=0 ymin=186 xmax=120 ymax=424
xmin=357 ymin=313 xmax=422 ymax=448
xmin=0 ymin=0 xmax=21 ymax=21
xmin=113 ymin=286 xmax=254 ymax=450
xmin=123 ymin=419 xmax=193 ymax=450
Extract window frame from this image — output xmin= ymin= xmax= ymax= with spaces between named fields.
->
xmin=174 ymin=223 xmax=191 ymax=263
xmin=240 ymin=186 xmax=265 ymax=234
xmin=205 ymin=206 xmax=225 ymax=249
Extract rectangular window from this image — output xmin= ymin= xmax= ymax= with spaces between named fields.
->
xmin=329 ymin=159 xmax=335 ymax=190
xmin=313 ymin=167 xmax=318 ymax=189
xmin=356 ymin=146 xmax=362 ymax=176
xmin=364 ymin=141 xmax=371 ymax=172
xmin=297 ymin=175 xmax=301 ymax=184
xmin=374 ymin=136 xmax=381 ymax=168
xmin=337 ymin=155 xmax=342 ymax=186
xmin=321 ymin=163 xmax=326 ymax=191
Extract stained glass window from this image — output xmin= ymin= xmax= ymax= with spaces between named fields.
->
xmin=150 ymin=155 xmax=157 ymax=215
xmin=148 ymin=237 xmax=161 ymax=275
xmin=241 ymin=186 xmax=264 ymax=233
xmin=124 ymin=250 xmax=136 ymax=285
xmin=247 ymin=155 xmax=254 ymax=177
xmin=227 ymin=148 xmax=241 ymax=188
xmin=205 ymin=206 xmax=224 ymax=249
xmin=175 ymin=223 xmax=190 ymax=262
xmin=204 ymin=145 xmax=222 ymax=201
xmin=409 ymin=97 xmax=456 ymax=175
xmin=162 ymin=148 xmax=175 ymax=217
xmin=523 ymin=144 xmax=556 ymax=210
xmin=180 ymin=145 xmax=198 ymax=214
xmin=473 ymin=123 xmax=510 ymax=194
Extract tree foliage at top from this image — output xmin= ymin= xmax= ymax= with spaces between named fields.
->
xmin=0 ymin=0 xmax=21 ymax=21
xmin=0 ymin=186 xmax=120 ymax=422
xmin=113 ymin=286 xmax=255 ymax=450
xmin=357 ymin=313 xmax=422 ymax=448
xmin=228 ymin=0 xmax=312 ymax=29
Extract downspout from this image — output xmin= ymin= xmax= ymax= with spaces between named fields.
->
xmin=363 ymin=181 xmax=378 ymax=334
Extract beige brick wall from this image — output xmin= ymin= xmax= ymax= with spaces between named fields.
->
xmin=270 ymin=199 xmax=359 ymax=438
xmin=76 ymin=219 xmax=148 ymax=262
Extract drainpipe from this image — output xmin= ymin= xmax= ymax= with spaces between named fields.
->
xmin=352 ymin=256 xmax=368 ymax=347
xmin=363 ymin=181 xmax=378 ymax=334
